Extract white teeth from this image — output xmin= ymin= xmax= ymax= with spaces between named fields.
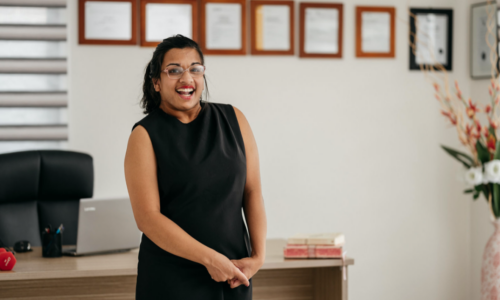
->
xmin=176 ymin=88 xmax=194 ymax=93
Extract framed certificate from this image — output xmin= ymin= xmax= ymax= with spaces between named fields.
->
xmin=78 ymin=0 xmax=138 ymax=45
xmin=250 ymin=1 xmax=294 ymax=55
xmin=299 ymin=2 xmax=343 ymax=58
xmin=355 ymin=6 xmax=395 ymax=58
xmin=140 ymin=0 xmax=198 ymax=47
xmin=200 ymin=0 xmax=247 ymax=55
xmin=471 ymin=2 xmax=498 ymax=79
xmin=409 ymin=8 xmax=453 ymax=71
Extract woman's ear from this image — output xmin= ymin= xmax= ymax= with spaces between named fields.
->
xmin=153 ymin=78 xmax=160 ymax=92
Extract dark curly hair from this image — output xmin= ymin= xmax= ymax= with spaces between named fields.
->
xmin=141 ymin=35 xmax=208 ymax=114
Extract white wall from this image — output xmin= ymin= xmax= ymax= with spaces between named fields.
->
xmin=67 ymin=0 xmax=472 ymax=299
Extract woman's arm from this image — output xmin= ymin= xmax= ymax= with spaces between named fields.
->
xmin=229 ymin=107 xmax=267 ymax=287
xmin=124 ymin=125 xmax=249 ymax=286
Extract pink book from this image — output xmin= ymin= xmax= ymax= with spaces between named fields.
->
xmin=284 ymin=244 xmax=343 ymax=259
xmin=283 ymin=244 xmax=308 ymax=258
xmin=315 ymin=245 xmax=342 ymax=258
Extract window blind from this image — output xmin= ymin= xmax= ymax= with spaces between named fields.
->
xmin=0 ymin=0 xmax=67 ymax=153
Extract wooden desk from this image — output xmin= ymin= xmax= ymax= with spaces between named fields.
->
xmin=0 ymin=239 xmax=354 ymax=300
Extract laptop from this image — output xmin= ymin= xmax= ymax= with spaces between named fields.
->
xmin=63 ymin=197 xmax=142 ymax=256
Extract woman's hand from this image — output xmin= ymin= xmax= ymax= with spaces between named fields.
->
xmin=227 ymin=257 xmax=264 ymax=289
xmin=205 ymin=252 xmax=249 ymax=287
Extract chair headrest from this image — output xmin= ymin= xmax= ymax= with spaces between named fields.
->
xmin=0 ymin=150 xmax=93 ymax=203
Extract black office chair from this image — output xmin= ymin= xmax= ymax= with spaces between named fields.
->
xmin=0 ymin=150 xmax=93 ymax=247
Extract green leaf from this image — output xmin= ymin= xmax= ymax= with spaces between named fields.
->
xmin=482 ymin=185 xmax=491 ymax=202
xmin=473 ymin=187 xmax=482 ymax=201
xmin=489 ymin=126 xmax=497 ymax=138
xmin=464 ymin=189 xmax=474 ymax=194
xmin=494 ymin=140 xmax=500 ymax=160
xmin=494 ymin=184 xmax=500 ymax=218
xmin=476 ymin=141 xmax=490 ymax=164
xmin=441 ymin=145 xmax=475 ymax=168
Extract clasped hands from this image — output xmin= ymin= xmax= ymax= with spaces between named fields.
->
xmin=206 ymin=253 xmax=263 ymax=289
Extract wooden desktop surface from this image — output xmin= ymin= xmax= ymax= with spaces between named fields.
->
xmin=0 ymin=239 xmax=353 ymax=281
xmin=0 ymin=239 xmax=354 ymax=300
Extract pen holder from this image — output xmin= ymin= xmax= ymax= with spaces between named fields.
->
xmin=42 ymin=231 xmax=62 ymax=258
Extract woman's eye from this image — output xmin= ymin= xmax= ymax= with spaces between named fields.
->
xmin=190 ymin=67 xmax=203 ymax=74
xmin=168 ymin=68 xmax=182 ymax=74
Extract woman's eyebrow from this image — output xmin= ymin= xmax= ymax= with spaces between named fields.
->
xmin=165 ymin=62 xmax=202 ymax=67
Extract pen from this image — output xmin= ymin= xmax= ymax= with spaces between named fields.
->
xmin=45 ymin=229 xmax=61 ymax=252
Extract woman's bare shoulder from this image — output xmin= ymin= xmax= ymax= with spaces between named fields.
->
xmin=232 ymin=106 xmax=250 ymax=132
xmin=129 ymin=125 xmax=151 ymax=146
xmin=126 ymin=125 xmax=155 ymax=166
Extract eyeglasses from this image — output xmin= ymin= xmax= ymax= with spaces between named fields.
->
xmin=162 ymin=65 xmax=206 ymax=79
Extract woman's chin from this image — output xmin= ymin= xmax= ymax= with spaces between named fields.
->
xmin=174 ymin=97 xmax=199 ymax=110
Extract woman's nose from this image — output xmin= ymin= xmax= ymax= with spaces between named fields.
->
xmin=179 ymin=70 xmax=194 ymax=83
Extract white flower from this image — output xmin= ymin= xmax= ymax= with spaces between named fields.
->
xmin=485 ymin=160 xmax=500 ymax=183
xmin=483 ymin=173 xmax=490 ymax=185
xmin=465 ymin=167 xmax=483 ymax=185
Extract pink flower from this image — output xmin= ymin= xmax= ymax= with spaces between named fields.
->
xmin=467 ymin=99 xmax=480 ymax=118
xmin=486 ymin=105 xmax=492 ymax=113
xmin=490 ymin=118 xmax=499 ymax=129
xmin=488 ymin=115 xmax=499 ymax=129
xmin=441 ymin=110 xmax=457 ymax=125
xmin=484 ymin=126 xmax=490 ymax=137
xmin=433 ymin=83 xmax=440 ymax=92
xmin=487 ymin=134 xmax=496 ymax=151
xmin=475 ymin=120 xmax=482 ymax=139
xmin=465 ymin=124 xmax=472 ymax=135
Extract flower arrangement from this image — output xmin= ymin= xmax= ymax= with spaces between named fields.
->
xmin=436 ymin=79 xmax=500 ymax=219
xmin=409 ymin=3 xmax=500 ymax=220
xmin=411 ymin=4 xmax=500 ymax=297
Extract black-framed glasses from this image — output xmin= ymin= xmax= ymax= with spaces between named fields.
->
xmin=162 ymin=65 xmax=206 ymax=79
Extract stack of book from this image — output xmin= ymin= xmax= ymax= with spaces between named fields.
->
xmin=283 ymin=233 xmax=344 ymax=259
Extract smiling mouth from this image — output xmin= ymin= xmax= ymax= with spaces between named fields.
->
xmin=176 ymin=88 xmax=195 ymax=96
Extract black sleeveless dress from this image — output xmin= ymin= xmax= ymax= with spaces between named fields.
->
xmin=132 ymin=101 xmax=252 ymax=300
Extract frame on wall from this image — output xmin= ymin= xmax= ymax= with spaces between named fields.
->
xmin=250 ymin=0 xmax=294 ymax=55
xmin=200 ymin=0 xmax=247 ymax=55
xmin=409 ymin=8 xmax=453 ymax=71
xmin=355 ymin=6 xmax=395 ymax=58
xmin=470 ymin=2 xmax=498 ymax=79
xmin=299 ymin=2 xmax=343 ymax=58
xmin=497 ymin=6 xmax=500 ymax=73
xmin=140 ymin=0 xmax=198 ymax=47
xmin=78 ymin=0 xmax=138 ymax=45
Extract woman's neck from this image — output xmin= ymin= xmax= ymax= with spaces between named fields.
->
xmin=159 ymin=101 xmax=202 ymax=124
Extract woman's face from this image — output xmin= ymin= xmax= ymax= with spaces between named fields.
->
xmin=154 ymin=48 xmax=205 ymax=112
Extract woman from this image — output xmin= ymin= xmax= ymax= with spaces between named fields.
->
xmin=124 ymin=35 xmax=267 ymax=300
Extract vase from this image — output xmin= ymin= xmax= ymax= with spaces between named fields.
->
xmin=482 ymin=218 xmax=500 ymax=300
